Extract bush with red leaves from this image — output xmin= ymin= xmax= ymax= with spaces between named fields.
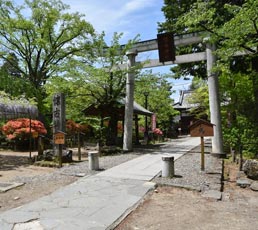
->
xmin=1 ymin=118 xmax=47 ymax=140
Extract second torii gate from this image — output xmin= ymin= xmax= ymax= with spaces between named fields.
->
xmin=123 ymin=32 xmax=224 ymax=157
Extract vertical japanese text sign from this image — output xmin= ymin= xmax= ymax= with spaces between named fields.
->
xmin=53 ymin=93 xmax=66 ymax=133
xmin=151 ymin=114 xmax=157 ymax=131
xmin=157 ymin=33 xmax=176 ymax=63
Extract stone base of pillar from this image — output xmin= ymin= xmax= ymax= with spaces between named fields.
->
xmin=88 ymin=151 xmax=99 ymax=170
xmin=162 ymin=156 xmax=174 ymax=178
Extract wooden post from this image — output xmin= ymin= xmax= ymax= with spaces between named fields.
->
xmin=58 ymin=144 xmax=62 ymax=168
xmin=29 ymin=116 xmax=32 ymax=159
xmin=54 ymin=131 xmax=65 ymax=168
xmin=239 ymin=144 xmax=243 ymax=171
xmin=189 ymin=119 xmax=215 ymax=171
xmin=78 ymin=132 xmax=81 ymax=161
xmin=134 ymin=115 xmax=140 ymax=145
xmin=201 ymin=136 xmax=205 ymax=171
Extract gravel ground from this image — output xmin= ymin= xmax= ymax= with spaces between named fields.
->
xmin=9 ymin=153 xmax=142 ymax=184
xmin=153 ymin=143 xmax=223 ymax=192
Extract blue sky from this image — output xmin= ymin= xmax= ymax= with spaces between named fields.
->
xmin=62 ymin=0 xmax=192 ymax=101
xmin=14 ymin=0 xmax=192 ymax=101
xmin=63 ymin=0 xmax=164 ymax=42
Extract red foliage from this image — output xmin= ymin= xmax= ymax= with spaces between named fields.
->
xmin=1 ymin=118 xmax=47 ymax=140
xmin=66 ymin=120 xmax=80 ymax=134
xmin=153 ymin=128 xmax=163 ymax=136
xmin=139 ymin=126 xmax=145 ymax=133
xmin=66 ymin=120 xmax=90 ymax=135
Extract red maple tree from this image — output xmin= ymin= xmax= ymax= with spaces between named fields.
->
xmin=66 ymin=120 xmax=90 ymax=135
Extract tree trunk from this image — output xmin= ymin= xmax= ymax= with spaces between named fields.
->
xmin=251 ymin=56 xmax=258 ymax=125
xmin=106 ymin=111 xmax=118 ymax=146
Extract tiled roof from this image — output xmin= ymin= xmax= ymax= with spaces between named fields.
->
xmin=173 ymin=90 xmax=196 ymax=110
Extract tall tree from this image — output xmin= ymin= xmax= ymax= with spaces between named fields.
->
xmin=0 ymin=53 xmax=21 ymax=96
xmin=45 ymin=33 xmax=141 ymax=146
xmin=176 ymin=0 xmax=258 ymax=118
xmin=167 ymin=0 xmax=258 ymax=157
xmin=0 ymin=0 xmax=96 ymax=113
xmin=158 ymin=0 xmax=246 ymax=79
xmin=188 ymin=77 xmax=209 ymax=120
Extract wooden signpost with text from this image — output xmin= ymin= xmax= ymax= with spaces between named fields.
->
xmin=190 ymin=120 xmax=214 ymax=171
xmin=54 ymin=131 xmax=66 ymax=167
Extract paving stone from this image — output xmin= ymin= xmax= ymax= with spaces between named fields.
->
xmin=236 ymin=178 xmax=252 ymax=188
xmin=13 ymin=220 xmax=43 ymax=230
xmin=201 ymin=190 xmax=222 ymax=200
xmin=0 ymin=182 xmax=24 ymax=193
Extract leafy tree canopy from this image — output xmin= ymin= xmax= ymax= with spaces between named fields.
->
xmin=0 ymin=0 xmax=96 ymax=112
xmin=134 ymin=70 xmax=178 ymax=131
xmin=44 ymin=32 xmax=141 ymax=121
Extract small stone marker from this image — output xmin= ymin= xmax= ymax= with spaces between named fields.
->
xmin=250 ymin=181 xmax=258 ymax=191
xmin=162 ymin=155 xmax=174 ymax=178
xmin=88 ymin=151 xmax=99 ymax=170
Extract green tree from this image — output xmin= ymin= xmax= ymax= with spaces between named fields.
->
xmin=187 ymin=77 xmax=209 ymax=120
xmin=158 ymin=0 xmax=247 ymax=80
xmin=173 ymin=0 xmax=258 ymax=157
xmin=45 ymin=33 xmax=141 ymax=146
xmin=0 ymin=0 xmax=96 ymax=113
xmin=158 ymin=0 xmax=207 ymax=80
xmin=134 ymin=70 xmax=178 ymax=137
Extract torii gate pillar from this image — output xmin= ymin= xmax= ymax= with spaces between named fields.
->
xmin=123 ymin=51 xmax=137 ymax=152
xmin=206 ymin=43 xmax=224 ymax=157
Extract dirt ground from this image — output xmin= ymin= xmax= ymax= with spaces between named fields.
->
xmin=0 ymin=149 xmax=86 ymax=212
xmin=116 ymin=161 xmax=258 ymax=230
xmin=1 ymin=150 xmax=258 ymax=230
xmin=0 ymin=151 xmax=55 ymax=181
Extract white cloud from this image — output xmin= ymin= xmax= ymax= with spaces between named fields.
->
xmin=62 ymin=0 xmax=162 ymax=42
xmin=124 ymin=0 xmax=155 ymax=13
xmin=13 ymin=0 xmax=164 ymax=43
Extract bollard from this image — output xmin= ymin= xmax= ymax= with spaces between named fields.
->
xmin=162 ymin=156 xmax=174 ymax=178
xmin=88 ymin=151 xmax=99 ymax=170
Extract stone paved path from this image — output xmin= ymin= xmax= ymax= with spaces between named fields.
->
xmin=0 ymin=136 xmax=214 ymax=230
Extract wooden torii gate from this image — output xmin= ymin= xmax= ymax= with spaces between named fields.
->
xmin=123 ymin=33 xmax=224 ymax=157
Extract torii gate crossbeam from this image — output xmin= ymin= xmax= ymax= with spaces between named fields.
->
xmin=123 ymin=33 xmax=224 ymax=157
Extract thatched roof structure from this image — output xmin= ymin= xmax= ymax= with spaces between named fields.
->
xmin=0 ymin=103 xmax=38 ymax=120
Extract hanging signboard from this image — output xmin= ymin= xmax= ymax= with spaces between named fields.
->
xmin=32 ymin=132 xmax=38 ymax=138
xmin=189 ymin=119 xmax=214 ymax=137
xmin=157 ymin=33 xmax=176 ymax=63
xmin=189 ymin=119 xmax=214 ymax=171
xmin=54 ymin=131 xmax=65 ymax=145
